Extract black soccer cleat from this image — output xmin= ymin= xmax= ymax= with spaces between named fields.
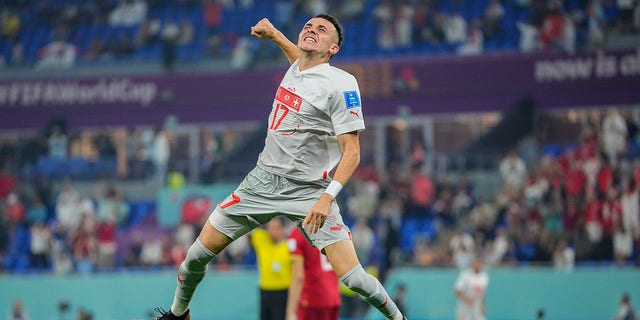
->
xmin=152 ymin=307 xmax=190 ymax=320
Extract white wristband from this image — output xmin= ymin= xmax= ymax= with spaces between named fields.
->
xmin=324 ymin=180 xmax=343 ymax=198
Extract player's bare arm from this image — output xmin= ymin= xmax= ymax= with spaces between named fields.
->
xmin=302 ymin=131 xmax=360 ymax=234
xmin=251 ymin=18 xmax=299 ymax=64
xmin=285 ymin=255 xmax=304 ymax=320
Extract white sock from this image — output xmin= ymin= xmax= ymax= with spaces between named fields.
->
xmin=339 ymin=265 xmax=404 ymax=320
xmin=170 ymin=239 xmax=216 ymax=316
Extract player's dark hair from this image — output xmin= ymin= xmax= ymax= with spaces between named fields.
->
xmin=315 ymin=13 xmax=343 ymax=47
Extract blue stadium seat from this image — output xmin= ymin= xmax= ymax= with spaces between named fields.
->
xmin=400 ymin=218 xmax=420 ymax=252
xmin=542 ymin=143 xmax=562 ymax=157
xmin=127 ymin=200 xmax=157 ymax=226
xmin=3 ymin=226 xmax=31 ymax=272
xmin=21 ymin=163 xmax=35 ymax=180
xmin=66 ymin=157 xmax=92 ymax=179
xmin=622 ymin=139 xmax=640 ymax=159
xmin=95 ymin=157 xmax=118 ymax=178
xmin=400 ymin=217 xmax=437 ymax=252
xmin=484 ymin=38 xmax=500 ymax=52
xmin=12 ymin=254 xmax=31 ymax=273
xmin=602 ymin=2 xmax=618 ymax=23
xmin=420 ymin=219 xmax=437 ymax=240
xmin=4 ymin=0 xmax=623 ymax=69
xmin=1 ymin=42 xmax=10 ymax=65
xmin=35 ymin=157 xmax=66 ymax=179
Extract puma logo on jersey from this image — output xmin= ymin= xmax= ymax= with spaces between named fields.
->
xmin=350 ymin=110 xmax=360 ymax=119
xmin=330 ymin=224 xmax=343 ymax=232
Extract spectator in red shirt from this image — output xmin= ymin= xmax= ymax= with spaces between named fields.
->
xmin=564 ymin=157 xmax=585 ymax=198
xmin=203 ymin=0 xmax=223 ymax=55
xmin=580 ymin=147 xmax=601 ymax=189
xmin=602 ymin=188 xmax=622 ymax=235
xmin=354 ymin=163 xmax=379 ymax=184
xmin=584 ymin=187 xmax=603 ymax=246
xmin=0 ymin=164 xmax=16 ymax=200
xmin=407 ymin=165 xmax=435 ymax=218
xmin=96 ymin=215 xmax=118 ymax=268
xmin=540 ymin=8 xmax=564 ymax=50
xmin=539 ymin=155 xmax=563 ymax=189
xmin=73 ymin=224 xmax=97 ymax=273
xmin=6 ymin=193 xmax=25 ymax=225
xmin=556 ymin=149 xmax=573 ymax=174
xmin=563 ymin=197 xmax=580 ymax=235
xmin=597 ymin=160 xmax=614 ymax=197
xmin=632 ymin=160 xmax=640 ymax=187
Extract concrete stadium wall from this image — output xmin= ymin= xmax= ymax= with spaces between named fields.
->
xmin=379 ymin=267 xmax=640 ymax=320
xmin=0 ymin=269 xmax=259 ymax=320
xmin=1 ymin=268 xmax=639 ymax=320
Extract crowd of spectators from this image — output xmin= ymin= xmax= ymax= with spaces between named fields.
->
xmin=1 ymin=0 xmax=640 ymax=69
xmin=1 ymin=0 xmax=198 ymax=70
xmin=0 ymin=107 xmax=639 ymax=275
xmin=368 ymin=107 xmax=640 ymax=274
xmin=0 ymin=117 xmax=186 ymax=183
xmin=1 ymin=0 xmax=640 ymax=276
xmin=0 ymin=115 xmax=234 ymax=273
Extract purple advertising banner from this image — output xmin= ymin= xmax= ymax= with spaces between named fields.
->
xmin=1 ymin=48 xmax=639 ymax=130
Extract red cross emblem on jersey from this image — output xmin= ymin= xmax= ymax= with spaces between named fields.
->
xmin=275 ymin=86 xmax=302 ymax=112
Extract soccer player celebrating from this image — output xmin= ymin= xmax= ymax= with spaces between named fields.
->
xmin=153 ymin=14 xmax=407 ymax=320
xmin=286 ymin=227 xmax=340 ymax=320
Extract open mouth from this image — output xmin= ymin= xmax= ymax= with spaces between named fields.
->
xmin=303 ymin=35 xmax=317 ymax=43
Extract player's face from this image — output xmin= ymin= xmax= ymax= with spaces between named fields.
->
xmin=298 ymin=17 xmax=340 ymax=56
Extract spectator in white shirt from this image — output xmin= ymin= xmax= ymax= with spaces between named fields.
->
xmin=499 ymin=151 xmax=527 ymax=191
xmin=602 ymin=107 xmax=628 ymax=168
xmin=109 ymin=0 xmax=147 ymax=27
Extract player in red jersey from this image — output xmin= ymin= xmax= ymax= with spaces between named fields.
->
xmin=286 ymin=227 xmax=341 ymax=320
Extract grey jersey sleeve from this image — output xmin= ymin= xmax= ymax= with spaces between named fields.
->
xmin=328 ymin=72 xmax=366 ymax=135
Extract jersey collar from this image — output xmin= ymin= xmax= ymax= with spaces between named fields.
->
xmin=293 ymin=60 xmax=331 ymax=75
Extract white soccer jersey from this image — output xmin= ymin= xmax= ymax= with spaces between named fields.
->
xmin=257 ymin=60 xmax=365 ymax=183
xmin=455 ymin=269 xmax=489 ymax=320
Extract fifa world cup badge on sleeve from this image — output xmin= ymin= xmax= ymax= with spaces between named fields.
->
xmin=343 ymin=91 xmax=361 ymax=109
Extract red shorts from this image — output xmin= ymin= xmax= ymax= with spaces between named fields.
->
xmin=298 ymin=306 xmax=340 ymax=320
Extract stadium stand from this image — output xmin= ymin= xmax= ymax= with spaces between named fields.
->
xmin=0 ymin=0 xmax=639 ymax=277
xmin=0 ymin=0 xmax=636 ymax=68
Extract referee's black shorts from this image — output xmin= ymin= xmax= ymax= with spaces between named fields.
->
xmin=260 ymin=289 xmax=288 ymax=320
